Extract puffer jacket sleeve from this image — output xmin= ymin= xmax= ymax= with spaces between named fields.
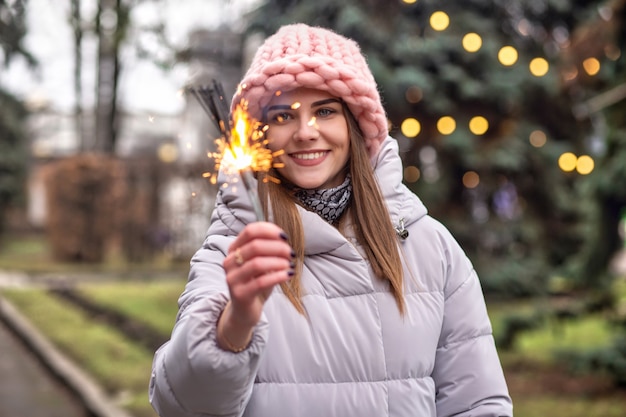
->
xmin=149 ymin=236 xmax=270 ymax=417
xmin=431 ymin=223 xmax=513 ymax=417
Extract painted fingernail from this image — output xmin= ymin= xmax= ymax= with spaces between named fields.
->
xmin=287 ymin=269 xmax=295 ymax=276
xmin=289 ymin=261 xmax=296 ymax=269
xmin=279 ymin=231 xmax=289 ymax=241
xmin=290 ymin=249 xmax=296 ymax=259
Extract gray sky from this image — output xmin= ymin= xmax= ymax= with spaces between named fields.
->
xmin=1 ymin=0 xmax=260 ymax=115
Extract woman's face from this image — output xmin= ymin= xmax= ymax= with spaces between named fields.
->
xmin=265 ymin=88 xmax=350 ymax=190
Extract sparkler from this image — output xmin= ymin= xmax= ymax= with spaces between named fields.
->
xmin=187 ymin=80 xmax=278 ymax=221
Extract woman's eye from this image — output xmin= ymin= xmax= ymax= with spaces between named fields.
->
xmin=317 ymin=108 xmax=336 ymax=117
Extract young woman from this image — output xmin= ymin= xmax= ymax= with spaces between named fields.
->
xmin=149 ymin=23 xmax=513 ymax=417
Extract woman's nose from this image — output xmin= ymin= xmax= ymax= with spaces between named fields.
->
xmin=293 ymin=117 xmax=320 ymax=141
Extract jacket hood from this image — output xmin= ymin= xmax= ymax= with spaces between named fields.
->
xmin=208 ymin=136 xmax=428 ymax=252
xmin=372 ymin=136 xmax=428 ymax=230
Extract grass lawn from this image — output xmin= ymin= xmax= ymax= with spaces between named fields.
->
xmin=75 ymin=280 xmax=187 ymax=336
xmin=488 ymin=295 xmax=626 ymax=417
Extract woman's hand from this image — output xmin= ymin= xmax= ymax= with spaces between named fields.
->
xmin=217 ymin=222 xmax=294 ymax=352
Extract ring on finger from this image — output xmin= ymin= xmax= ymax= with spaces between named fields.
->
xmin=235 ymin=248 xmax=244 ymax=266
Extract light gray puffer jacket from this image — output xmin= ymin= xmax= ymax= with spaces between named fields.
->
xmin=149 ymin=137 xmax=513 ymax=417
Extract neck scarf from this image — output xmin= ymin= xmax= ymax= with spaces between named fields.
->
xmin=294 ymin=174 xmax=352 ymax=224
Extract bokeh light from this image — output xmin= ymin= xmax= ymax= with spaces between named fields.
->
xmin=469 ymin=116 xmax=489 ymax=135
xmin=563 ymin=66 xmax=578 ymax=81
xmin=401 ymin=118 xmax=421 ymax=137
xmin=582 ymin=57 xmax=601 ymax=75
xmin=401 ymin=0 xmax=417 ymax=4
xmin=517 ymin=19 xmax=532 ymax=36
xmin=419 ymin=146 xmax=437 ymax=164
xmin=405 ymin=86 xmax=423 ymax=103
xmin=430 ymin=11 xmax=450 ymax=31
xmin=462 ymin=33 xmax=482 ymax=52
xmin=158 ymin=143 xmax=179 ymax=163
xmin=404 ymin=165 xmax=421 ymax=183
xmin=529 ymin=130 xmax=547 ymax=147
xmin=437 ymin=116 xmax=456 ymax=135
xmin=529 ymin=57 xmax=549 ymax=76
xmin=605 ymin=44 xmax=621 ymax=61
xmin=576 ymin=155 xmax=595 ymax=175
xmin=558 ymin=152 xmax=577 ymax=172
xmin=462 ymin=171 xmax=480 ymax=188
xmin=498 ymin=46 xmax=519 ymax=66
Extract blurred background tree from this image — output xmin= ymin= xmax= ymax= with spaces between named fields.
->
xmin=246 ymin=0 xmax=625 ymax=299
xmin=45 ymin=0 xmax=132 ymax=261
xmin=245 ymin=0 xmax=626 ymax=384
xmin=45 ymin=0 xmax=178 ymax=263
xmin=564 ymin=0 xmax=626 ymax=290
xmin=0 ymin=0 xmax=32 ymax=235
xmin=558 ymin=0 xmax=626 ymax=386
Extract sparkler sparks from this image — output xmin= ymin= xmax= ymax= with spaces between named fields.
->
xmin=187 ymin=80 xmax=283 ymax=221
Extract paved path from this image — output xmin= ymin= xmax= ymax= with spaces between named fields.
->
xmin=0 ymin=319 xmax=88 ymax=417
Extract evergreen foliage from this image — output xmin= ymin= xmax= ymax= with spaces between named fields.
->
xmin=0 ymin=0 xmax=31 ymax=233
xmin=0 ymin=90 xmax=27 ymax=231
xmin=247 ymin=0 xmax=626 ymax=386
xmin=246 ymin=0 xmax=623 ymax=297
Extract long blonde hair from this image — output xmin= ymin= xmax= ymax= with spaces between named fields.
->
xmin=258 ymin=105 xmax=405 ymax=315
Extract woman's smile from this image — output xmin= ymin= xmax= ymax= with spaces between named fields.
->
xmin=289 ymin=150 xmax=330 ymax=164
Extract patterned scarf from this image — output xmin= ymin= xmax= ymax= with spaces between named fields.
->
xmin=294 ymin=174 xmax=352 ymax=225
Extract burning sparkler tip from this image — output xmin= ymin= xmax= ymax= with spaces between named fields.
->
xmin=189 ymin=78 xmax=276 ymax=222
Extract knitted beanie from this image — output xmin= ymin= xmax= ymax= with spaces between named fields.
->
xmin=232 ymin=23 xmax=388 ymax=158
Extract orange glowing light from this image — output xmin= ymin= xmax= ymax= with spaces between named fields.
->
xmin=498 ymin=46 xmax=518 ymax=66
xmin=558 ymin=152 xmax=577 ymax=172
xmin=463 ymin=171 xmax=480 ymax=188
xmin=462 ymin=33 xmax=482 ymax=52
xmin=583 ymin=57 xmax=601 ymax=76
xmin=437 ymin=116 xmax=456 ymax=135
xmin=529 ymin=57 xmax=549 ymax=76
xmin=576 ymin=155 xmax=594 ymax=175
xmin=430 ymin=11 xmax=450 ymax=31
xmin=401 ymin=118 xmax=421 ymax=137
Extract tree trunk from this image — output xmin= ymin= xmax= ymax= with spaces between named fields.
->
xmin=94 ymin=0 xmax=121 ymax=154
xmin=70 ymin=0 xmax=86 ymax=151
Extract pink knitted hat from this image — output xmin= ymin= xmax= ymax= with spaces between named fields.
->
xmin=232 ymin=23 xmax=388 ymax=158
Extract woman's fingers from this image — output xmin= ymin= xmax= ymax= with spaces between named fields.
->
xmin=234 ymin=255 xmax=293 ymax=279
xmin=229 ymin=268 xmax=293 ymax=303
xmin=226 ymin=238 xmax=293 ymax=270
xmin=228 ymin=222 xmax=289 ymax=251
xmin=226 ymin=254 xmax=293 ymax=293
